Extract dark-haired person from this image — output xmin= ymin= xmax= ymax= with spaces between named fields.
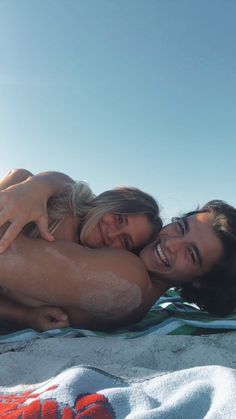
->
xmin=0 ymin=179 xmax=235 ymax=331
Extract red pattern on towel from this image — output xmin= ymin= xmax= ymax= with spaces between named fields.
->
xmin=0 ymin=386 xmax=114 ymax=418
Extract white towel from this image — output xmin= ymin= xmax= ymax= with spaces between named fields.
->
xmin=0 ymin=365 xmax=235 ymax=418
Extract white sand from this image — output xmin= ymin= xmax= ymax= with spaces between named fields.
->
xmin=0 ymin=332 xmax=235 ymax=387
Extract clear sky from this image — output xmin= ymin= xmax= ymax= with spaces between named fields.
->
xmin=1 ymin=0 xmax=236 ymax=222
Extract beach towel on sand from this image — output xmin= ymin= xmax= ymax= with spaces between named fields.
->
xmin=0 ymin=364 xmax=235 ymax=418
xmin=0 ymin=291 xmax=236 ymax=418
xmin=1 ymin=290 xmax=236 ymax=343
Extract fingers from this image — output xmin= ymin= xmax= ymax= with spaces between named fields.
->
xmin=0 ymin=221 xmax=23 ymax=253
xmin=37 ymin=307 xmax=70 ymax=331
xmin=48 ymin=308 xmax=69 ymax=328
xmin=0 ymin=205 xmax=16 ymax=228
xmin=36 ymin=218 xmax=54 ymax=242
xmin=0 ymin=214 xmax=54 ymax=253
xmin=45 ymin=307 xmax=68 ymax=322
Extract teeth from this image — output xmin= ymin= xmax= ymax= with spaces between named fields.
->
xmin=156 ymin=244 xmax=170 ymax=267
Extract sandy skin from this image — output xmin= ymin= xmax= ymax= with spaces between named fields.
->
xmin=0 ymin=225 xmax=163 ymax=330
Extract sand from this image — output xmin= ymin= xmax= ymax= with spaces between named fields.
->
xmin=0 ymin=332 xmax=235 ymax=387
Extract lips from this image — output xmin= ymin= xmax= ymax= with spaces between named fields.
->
xmin=154 ymin=242 xmax=170 ymax=267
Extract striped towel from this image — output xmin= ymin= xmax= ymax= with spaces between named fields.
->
xmin=0 ymin=290 xmax=236 ymax=343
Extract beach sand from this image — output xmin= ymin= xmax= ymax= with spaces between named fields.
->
xmin=0 ymin=332 xmax=235 ymax=386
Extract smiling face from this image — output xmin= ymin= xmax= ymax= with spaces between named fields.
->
xmin=139 ymin=212 xmax=224 ymax=286
xmin=83 ymin=213 xmax=153 ymax=251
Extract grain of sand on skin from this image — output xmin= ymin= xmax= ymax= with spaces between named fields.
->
xmin=45 ymin=247 xmax=143 ymax=318
xmin=2 ymin=245 xmax=143 ymax=318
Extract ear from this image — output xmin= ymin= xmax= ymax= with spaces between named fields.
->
xmin=191 ymin=279 xmax=202 ymax=289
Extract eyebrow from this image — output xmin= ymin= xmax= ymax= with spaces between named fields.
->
xmin=183 ymin=217 xmax=203 ymax=267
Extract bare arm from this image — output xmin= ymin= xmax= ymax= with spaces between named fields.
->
xmin=0 ymin=170 xmax=73 ymax=330
xmin=0 ymin=228 xmax=155 ymax=330
xmin=0 ymin=168 xmax=33 ymax=190
xmin=0 ymin=169 xmax=74 ymax=331
xmin=0 ymin=169 xmax=75 ymax=252
xmin=0 ymin=292 xmax=69 ymax=331
xmin=0 ymin=292 xmax=32 ymax=324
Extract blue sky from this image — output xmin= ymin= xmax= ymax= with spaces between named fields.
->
xmin=1 ymin=0 xmax=236 ymax=222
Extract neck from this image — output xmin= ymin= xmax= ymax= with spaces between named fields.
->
xmin=149 ymin=273 xmax=171 ymax=294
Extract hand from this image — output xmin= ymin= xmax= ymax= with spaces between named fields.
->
xmin=0 ymin=178 xmax=54 ymax=252
xmin=26 ymin=306 xmax=70 ymax=331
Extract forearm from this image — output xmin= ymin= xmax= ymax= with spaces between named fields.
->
xmin=0 ymin=170 xmax=76 ymax=251
xmin=25 ymin=171 xmax=75 ymax=200
xmin=0 ymin=168 xmax=74 ymax=202
xmin=65 ymin=306 xmax=126 ymax=331
xmin=0 ymin=292 xmax=31 ymax=326
xmin=0 ymin=168 xmax=33 ymax=191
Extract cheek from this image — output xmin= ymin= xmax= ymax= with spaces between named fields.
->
xmin=175 ymin=254 xmax=195 ymax=277
xmin=173 ymin=260 xmax=197 ymax=282
xmin=102 ymin=213 xmax=113 ymax=224
xmin=110 ymin=240 xmax=123 ymax=249
xmin=101 ymin=214 xmax=117 ymax=232
xmin=145 ymin=228 xmax=153 ymax=243
xmin=81 ymin=226 xmax=97 ymax=246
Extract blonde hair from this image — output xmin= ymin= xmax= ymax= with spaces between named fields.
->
xmin=25 ymin=181 xmax=94 ymax=237
xmin=26 ymin=182 xmax=162 ymax=250
xmin=79 ymin=187 xmax=162 ymax=248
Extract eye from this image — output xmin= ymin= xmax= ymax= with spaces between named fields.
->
xmin=177 ymin=220 xmax=185 ymax=235
xmin=117 ymin=214 xmax=124 ymax=225
xmin=187 ymin=247 xmax=196 ymax=265
xmin=116 ymin=214 xmax=128 ymax=226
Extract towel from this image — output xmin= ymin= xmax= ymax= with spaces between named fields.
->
xmin=1 ymin=290 xmax=236 ymax=343
xmin=0 ymin=364 xmax=235 ymax=418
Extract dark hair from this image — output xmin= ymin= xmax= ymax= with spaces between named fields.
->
xmin=178 ymin=200 xmax=236 ymax=316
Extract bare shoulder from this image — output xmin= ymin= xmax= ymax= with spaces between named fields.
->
xmin=85 ymin=246 xmax=149 ymax=285
xmin=65 ymin=247 xmax=155 ymax=330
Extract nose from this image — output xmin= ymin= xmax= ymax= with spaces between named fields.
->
xmin=106 ymin=226 xmax=126 ymax=248
xmin=106 ymin=232 xmax=124 ymax=249
xmin=107 ymin=218 xmax=124 ymax=240
xmin=107 ymin=229 xmax=121 ymax=243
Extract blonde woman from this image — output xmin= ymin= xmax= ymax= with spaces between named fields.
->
xmin=0 ymin=169 xmax=162 ymax=331
xmin=0 ymin=197 xmax=236 ymax=333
